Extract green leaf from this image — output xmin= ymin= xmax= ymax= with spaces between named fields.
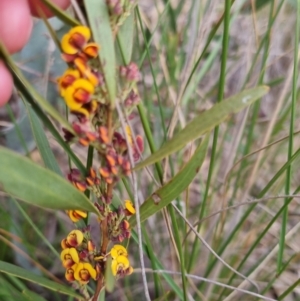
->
xmin=117 ymin=13 xmax=135 ymax=65
xmin=39 ymin=0 xmax=80 ymax=26
xmin=104 ymin=256 xmax=115 ymax=292
xmin=130 ymin=135 xmax=209 ymax=227
xmin=0 ymin=261 xmax=83 ymax=299
xmin=0 ymin=147 xmax=97 ymax=213
xmin=25 ymin=104 xmax=62 ymax=176
xmin=22 ymin=290 xmax=48 ymax=301
xmin=135 ymin=86 xmax=269 ymax=170
xmin=84 ymin=0 xmax=116 ymax=107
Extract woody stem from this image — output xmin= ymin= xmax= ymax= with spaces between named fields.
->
xmin=93 ymin=106 xmax=114 ymax=300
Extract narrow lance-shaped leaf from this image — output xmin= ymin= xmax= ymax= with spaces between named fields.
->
xmin=130 ymin=135 xmax=209 ymax=227
xmin=135 ymin=86 xmax=269 ymax=170
xmin=0 ymin=261 xmax=83 ymax=299
xmin=117 ymin=13 xmax=135 ymax=65
xmin=0 ymin=147 xmax=98 ymax=214
xmin=25 ymin=104 xmax=62 ymax=176
xmin=84 ymin=0 xmax=116 ymax=107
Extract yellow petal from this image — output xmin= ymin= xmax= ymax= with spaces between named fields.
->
xmin=72 ymin=78 xmax=95 ymax=94
xmin=61 ymin=33 xmax=78 ymax=54
xmin=125 ymin=200 xmax=135 ymax=214
xmin=64 ymin=86 xmax=82 ymax=110
xmin=111 ymin=244 xmax=127 ymax=259
xmin=67 ymin=229 xmax=84 ymax=246
xmin=60 ymin=248 xmax=69 ymax=262
xmin=116 ymin=255 xmax=130 ymax=268
xmin=69 ymin=248 xmax=80 ymax=263
xmin=69 ymin=26 xmax=91 ymax=41
xmin=83 ymin=263 xmax=97 ymax=280
xmin=74 ymin=262 xmax=84 ymax=281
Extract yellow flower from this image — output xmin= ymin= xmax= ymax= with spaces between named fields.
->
xmin=67 ymin=210 xmax=87 ymax=222
xmin=111 ymin=255 xmax=133 ymax=276
xmin=61 ymin=26 xmax=91 ymax=55
xmin=64 ymin=78 xmax=95 ymax=106
xmin=57 ymin=69 xmax=80 ymax=96
xmin=111 ymin=244 xmax=128 ymax=259
xmin=125 ymin=200 xmax=136 ymax=215
xmin=73 ymin=262 xmax=97 ymax=284
xmin=66 ymin=230 xmax=84 ymax=247
xmin=60 ymin=248 xmax=79 ymax=268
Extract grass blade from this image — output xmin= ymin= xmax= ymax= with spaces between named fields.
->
xmin=135 ymin=86 xmax=269 ymax=170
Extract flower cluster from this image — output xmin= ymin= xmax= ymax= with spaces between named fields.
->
xmin=57 ymin=20 xmax=141 ymax=297
xmin=60 ymin=230 xmax=98 ymax=284
xmin=57 ymin=25 xmax=101 ymax=118
xmin=110 ymin=244 xmax=133 ymax=277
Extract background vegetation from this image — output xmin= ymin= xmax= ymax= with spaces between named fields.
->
xmin=1 ymin=0 xmax=300 ymax=300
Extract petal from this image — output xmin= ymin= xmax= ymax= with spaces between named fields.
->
xmin=61 ymin=33 xmax=78 ymax=54
xmin=111 ymin=259 xmax=118 ymax=276
xmin=65 ymin=267 xmax=75 ymax=282
xmin=60 ymin=248 xmax=69 ymax=262
xmin=67 ymin=210 xmax=83 ymax=222
xmin=69 ymin=247 xmax=80 ymax=263
xmin=83 ymin=263 xmax=97 ymax=280
xmin=64 ymin=86 xmax=83 ymax=110
xmin=69 ymin=26 xmax=91 ymax=42
xmin=117 ymin=255 xmax=130 ymax=268
xmin=111 ymin=244 xmax=127 ymax=259
xmin=83 ymin=42 xmax=100 ymax=58
xmin=72 ymin=78 xmax=95 ymax=94
xmin=125 ymin=200 xmax=135 ymax=214
xmin=74 ymin=262 xmax=84 ymax=281
xmin=67 ymin=229 xmax=84 ymax=247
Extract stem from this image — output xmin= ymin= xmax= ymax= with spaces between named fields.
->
xmin=92 ymin=274 xmax=104 ymax=301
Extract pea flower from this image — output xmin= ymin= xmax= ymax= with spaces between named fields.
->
xmin=66 ymin=229 xmax=84 ymax=247
xmin=61 ymin=26 xmax=99 ymax=61
xmin=73 ymin=262 xmax=97 ymax=284
xmin=67 ymin=210 xmax=87 ymax=222
xmin=111 ymin=255 xmax=133 ymax=277
xmin=57 ymin=68 xmax=81 ymax=96
xmin=111 ymin=244 xmax=127 ymax=259
xmin=60 ymin=248 xmax=80 ymax=268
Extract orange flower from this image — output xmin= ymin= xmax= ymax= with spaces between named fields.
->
xmin=83 ymin=42 xmax=100 ymax=58
xmin=64 ymin=78 xmax=96 ymax=116
xmin=57 ymin=69 xmax=80 ymax=96
xmin=65 ymin=266 xmax=76 ymax=282
xmin=67 ymin=210 xmax=87 ymax=222
xmin=73 ymin=262 xmax=97 ymax=284
xmin=60 ymin=248 xmax=79 ymax=268
xmin=74 ymin=57 xmax=99 ymax=86
xmin=61 ymin=26 xmax=91 ymax=55
xmin=66 ymin=230 xmax=84 ymax=247
xmin=65 ymin=78 xmax=95 ymax=105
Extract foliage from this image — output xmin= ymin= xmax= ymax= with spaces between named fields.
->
xmin=0 ymin=0 xmax=300 ymax=300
